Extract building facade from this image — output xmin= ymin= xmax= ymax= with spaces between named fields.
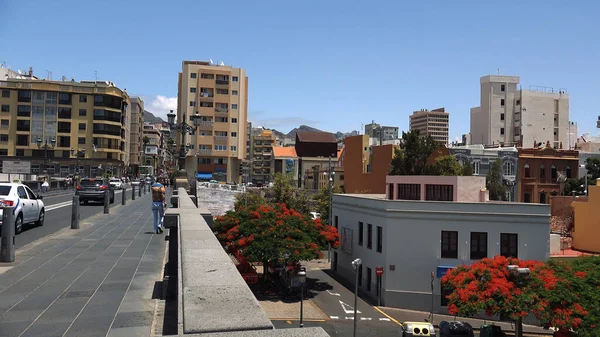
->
xmin=572 ymin=179 xmax=600 ymax=253
xmin=252 ymin=129 xmax=275 ymax=184
xmin=365 ymin=122 xmax=399 ymax=142
xmin=272 ymin=147 xmax=299 ymax=186
xmin=343 ymin=135 xmax=397 ymax=194
xmin=142 ymin=123 xmax=163 ymax=172
xmin=0 ymin=76 xmax=129 ymax=177
xmin=409 ymin=108 xmax=449 ymax=144
xmin=470 ymin=75 xmax=570 ymax=149
xmin=386 ymin=175 xmax=488 ymax=202
xmin=304 ymin=166 xmax=345 ymax=191
xmin=517 ymin=146 xmax=579 ymax=203
xmin=331 ymin=191 xmax=550 ymax=313
xmin=129 ymin=97 xmax=144 ymax=174
xmin=177 ymin=60 xmax=248 ymax=183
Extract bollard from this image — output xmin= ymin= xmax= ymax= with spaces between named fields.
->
xmin=138 ymin=184 xmax=142 ymax=197
xmin=122 ymin=187 xmax=126 ymax=205
xmin=71 ymin=195 xmax=80 ymax=229
xmin=1 ymin=205 xmax=16 ymax=262
xmin=104 ymin=190 xmax=110 ymax=214
xmin=132 ymin=185 xmax=136 ymax=200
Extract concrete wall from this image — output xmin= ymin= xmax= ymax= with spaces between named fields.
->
xmin=343 ymin=135 xmax=396 ymax=194
xmin=520 ymin=90 xmax=569 ymax=149
xmin=385 ymin=175 xmax=486 ymax=202
xmin=572 ymin=180 xmax=600 ymax=253
xmin=331 ymin=194 xmax=550 ymax=313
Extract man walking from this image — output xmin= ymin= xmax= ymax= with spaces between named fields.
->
xmin=151 ymin=180 xmax=166 ymax=234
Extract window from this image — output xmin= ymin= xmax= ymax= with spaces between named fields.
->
xmin=524 ymin=192 xmax=531 ymax=203
xmin=441 ymin=231 xmax=458 ymax=258
xmin=232 ymin=90 xmax=238 ymax=95
xmin=367 ymin=224 xmax=373 ymax=249
xmin=232 ymin=76 xmax=239 ymax=82
xmin=0 ymin=104 xmax=10 ymax=113
xmin=200 ymin=102 xmax=213 ymax=108
xmin=334 ymin=216 xmax=338 ymax=229
xmin=500 ymin=113 xmax=505 ymax=121
xmin=554 ymin=99 xmax=559 ymax=112
xmin=16 ymin=149 xmax=24 ymax=156
xmin=79 ymin=95 xmax=87 ymax=102
xmin=190 ymin=72 xmax=197 ymax=78
xmin=58 ymin=107 xmax=71 ymax=119
xmin=539 ymin=192 xmax=547 ymax=204
xmin=58 ymin=122 xmax=71 ymax=133
xmin=472 ymin=161 xmax=480 ymax=175
xmin=17 ymin=105 xmax=30 ymax=117
xmin=500 ymin=233 xmax=518 ymax=257
xmin=17 ymin=186 xmax=28 ymax=199
xmin=501 ymin=99 xmax=505 ymax=106
xmin=366 ymin=267 xmax=372 ymax=291
xmin=214 ymin=145 xmax=227 ymax=151
xmin=524 ymin=164 xmax=530 ymax=178
xmin=18 ymin=90 xmax=31 ymax=102
xmin=470 ymin=232 xmax=487 ymax=259
xmin=59 ymin=93 xmax=72 ymax=105
xmin=231 ymin=118 xmax=237 ymax=123
xmin=551 ymin=166 xmax=557 ymax=180
xmin=540 ymin=165 xmax=545 ymax=180
xmin=16 ymin=120 xmax=30 ymax=131
xmin=503 ymin=161 xmax=514 ymax=176
xmin=425 ymin=184 xmax=454 ymax=201
xmin=200 ymin=73 xmax=214 ymax=79
xmin=16 ymin=135 xmax=28 ymax=146
xmin=190 ymin=87 xmax=197 ymax=93
xmin=566 ymin=166 xmax=572 ymax=179
xmin=0 ymin=149 xmax=6 ymax=155
xmin=358 ymin=222 xmax=363 ymax=246
xmin=79 ymin=123 xmax=86 ymax=130
xmin=396 ymin=184 xmax=420 ymax=200
xmin=376 ymin=226 xmax=383 ymax=253
xmin=516 ymin=99 xmax=521 ymax=105
xmin=1 ymin=120 xmax=8 ymax=128
xmin=232 ymin=104 xmax=238 ymax=109
xmin=501 ymin=84 xmax=506 ymax=92
xmin=0 ymin=134 xmax=7 ymax=142
xmin=231 ymin=132 xmax=237 ymax=137
xmin=230 ymin=146 xmax=237 ymax=151
xmin=500 ymin=128 xmax=505 ymax=135
xmin=216 ymin=89 xmax=228 ymax=95
xmin=1 ymin=89 xmax=9 ymax=98
xmin=58 ymin=136 xmax=70 ymax=148
xmin=78 ymin=137 xmax=85 ymax=144
xmin=189 ymin=101 xmax=195 ymax=107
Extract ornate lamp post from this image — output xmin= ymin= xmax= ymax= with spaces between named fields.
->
xmin=36 ymin=137 xmax=56 ymax=174
xmin=507 ymin=265 xmax=530 ymax=337
xmin=166 ymin=109 xmax=202 ymax=188
xmin=70 ymin=148 xmax=85 ymax=186
xmin=351 ymin=258 xmax=362 ymax=337
xmin=298 ymin=267 xmax=307 ymax=327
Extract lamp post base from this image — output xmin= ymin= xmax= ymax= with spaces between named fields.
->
xmin=175 ymin=169 xmax=189 ymax=190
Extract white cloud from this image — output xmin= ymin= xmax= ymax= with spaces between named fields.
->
xmin=144 ymin=95 xmax=177 ymax=120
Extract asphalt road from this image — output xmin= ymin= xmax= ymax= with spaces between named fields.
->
xmin=15 ymin=187 xmax=140 ymax=249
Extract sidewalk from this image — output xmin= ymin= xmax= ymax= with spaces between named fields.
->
xmin=0 ymin=192 xmax=167 ymax=337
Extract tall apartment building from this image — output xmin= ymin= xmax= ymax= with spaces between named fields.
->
xmin=177 ymin=60 xmax=248 ymax=183
xmin=252 ymin=129 xmax=275 ymax=184
xmin=143 ymin=123 xmax=162 ymax=170
xmin=129 ymin=97 xmax=144 ymax=174
xmin=365 ymin=121 xmax=399 ymax=142
xmin=470 ymin=75 xmax=570 ymax=149
xmin=0 ymin=72 xmax=129 ymax=177
xmin=409 ymin=108 xmax=449 ymax=144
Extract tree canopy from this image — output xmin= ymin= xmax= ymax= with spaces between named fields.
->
xmin=487 ymin=159 xmax=507 ymax=201
xmin=564 ymin=157 xmax=600 ymax=195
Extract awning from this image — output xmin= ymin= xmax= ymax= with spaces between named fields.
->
xmin=436 ymin=265 xmax=455 ymax=278
xmin=196 ymin=173 xmax=213 ymax=180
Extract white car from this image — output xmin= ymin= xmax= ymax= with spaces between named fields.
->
xmin=0 ymin=183 xmax=45 ymax=234
xmin=109 ymin=178 xmax=123 ymax=189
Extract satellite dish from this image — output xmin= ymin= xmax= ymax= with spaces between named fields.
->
xmin=209 ymin=59 xmax=213 ymax=64
xmin=219 ymin=61 xmax=225 ymax=66
xmin=17 ymin=69 xmax=22 ymax=74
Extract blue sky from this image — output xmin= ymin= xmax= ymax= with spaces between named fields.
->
xmin=1 ymin=0 xmax=598 ymax=140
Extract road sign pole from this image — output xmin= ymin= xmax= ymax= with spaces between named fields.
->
xmin=122 ymin=187 xmax=126 ymax=205
xmin=0 ymin=205 xmax=15 ymax=262
xmin=132 ymin=185 xmax=136 ymax=200
xmin=71 ymin=195 xmax=80 ymax=229
xmin=104 ymin=190 xmax=110 ymax=214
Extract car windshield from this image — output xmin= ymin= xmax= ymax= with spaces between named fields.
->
xmin=110 ymin=179 xmax=120 ymax=182
xmin=0 ymin=185 xmax=12 ymax=196
xmin=80 ymin=180 xmax=101 ymax=187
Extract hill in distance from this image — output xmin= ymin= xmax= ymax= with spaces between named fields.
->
xmin=270 ymin=125 xmax=359 ymax=140
xmin=144 ymin=110 xmax=165 ymax=124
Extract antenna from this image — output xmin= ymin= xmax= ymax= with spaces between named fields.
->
xmin=45 ymin=70 xmax=52 ymax=80
xmin=94 ymin=70 xmax=98 ymax=81
xmin=497 ymin=68 xmax=500 ymax=75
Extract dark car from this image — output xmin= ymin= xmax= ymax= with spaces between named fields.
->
xmin=76 ymin=178 xmax=115 ymax=205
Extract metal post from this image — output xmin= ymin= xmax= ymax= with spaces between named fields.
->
xmin=122 ymin=187 xmax=126 ymax=205
xmin=585 ymin=173 xmax=588 ymax=196
xmin=378 ymin=275 xmax=382 ymax=306
xmin=71 ymin=195 xmax=80 ymax=229
xmin=328 ymin=155 xmax=332 ymax=263
xmin=353 ymin=267 xmax=359 ymax=337
xmin=1 ymin=205 xmax=15 ymax=262
xmin=299 ymin=282 xmax=304 ymax=327
xmin=103 ymin=190 xmax=109 ymax=214
xmin=139 ymin=184 xmax=142 ymax=197
xmin=132 ymin=185 xmax=136 ymax=200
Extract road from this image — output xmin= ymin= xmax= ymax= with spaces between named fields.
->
xmin=15 ymin=188 xmax=136 ymax=249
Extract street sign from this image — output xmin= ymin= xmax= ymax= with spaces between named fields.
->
xmin=2 ymin=161 xmax=31 ymax=174
xmin=376 ymin=267 xmax=384 ymax=276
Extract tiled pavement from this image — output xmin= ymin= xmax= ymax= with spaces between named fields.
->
xmin=0 ymin=192 xmax=167 ymax=337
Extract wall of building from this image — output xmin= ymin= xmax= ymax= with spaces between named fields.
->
xmin=385 ymin=175 xmax=486 ymax=202
xmin=520 ymin=90 xmax=569 ymax=149
xmin=343 ymin=135 xmax=396 ymax=194
xmin=572 ymin=180 xmax=600 ymax=253
xmin=331 ymin=194 xmax=550 ymax=312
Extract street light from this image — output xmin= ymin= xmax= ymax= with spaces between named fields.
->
xmin=323 ymin=168 xmax=335 ymax=262
xmin=298 ymin=267 xmax=307 ymax=328
xmin=507 ymin=265 xmax=530 ymax=337
xmin=352 ymin=258 xmax=362 ymax=337
xmin=36 ymin=137 xmax=56 ymax=173
xmin=70 ymin=148 xmax=85 ymax=186
xmin=166 ymin=109 xmax=202 ymax=188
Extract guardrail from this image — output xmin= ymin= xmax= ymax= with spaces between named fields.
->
xmin=164 ymin=187 xmax=328 ymax=336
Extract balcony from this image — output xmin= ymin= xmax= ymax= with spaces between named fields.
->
xmin=215 ymin=107 xmax=228 ymax=116
xmin=216 ymin=80 xmax=229 ymax=86
xmin=199 ymin=92 xmax=214 ymax=100
xmin=198 ymin=149 xmax=212 ymax=155
xmin=197 ymin=121 xmax=214 ymax=129
xmin=214 ymin=135 xmax=228 ymax=143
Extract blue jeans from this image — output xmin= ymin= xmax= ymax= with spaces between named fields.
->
xmin=152 ymin=202 xmax=164 ymax=232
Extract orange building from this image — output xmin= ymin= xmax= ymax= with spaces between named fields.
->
xmin=572 ymin=179 xmax=600 ymax=253
xmin=343 ymin=135 xmax=396 ymax=194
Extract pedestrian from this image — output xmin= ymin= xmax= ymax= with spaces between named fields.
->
xmin=151 ymin=180 xmax=166 ymax=234
xmin=41 ymin=179 xmax=49 ymax=193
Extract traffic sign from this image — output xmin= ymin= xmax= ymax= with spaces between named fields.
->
xmin=376 ymin=267 xmax=384 ymax=276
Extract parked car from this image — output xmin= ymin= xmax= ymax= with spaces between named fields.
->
xmin=0 ymin=183 xmax=45 ymax=234
xmin=109 ymin=178 xmax=123 ymax=189
xmin=76 ymin=178 xmax=115 ymax=205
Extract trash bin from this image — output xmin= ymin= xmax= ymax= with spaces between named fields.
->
xmin=438 ymin=321 xmax=474 ymax=337
xmin=480 ymin=324 xmax=507 ymax=337
xmin=401 ymin=321 xmax=436 ymax=336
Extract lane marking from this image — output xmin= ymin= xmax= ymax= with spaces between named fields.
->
xmin=373 ymin=306 xmax=402 ymax=326
xmin=44 ymin=190 xmax=124 ymax=212
xmin=329 ymin=316 xmax=339 ymax=319
xmin=339 ymin=300 xmax=361 ymax=314
xmin=379 ymin=318 xmax=391 ymax=321
xmin=360 ymin=317 xmax=372 ymax=321
xmin=326 ymin=289 xmax=341 ymax=296
xmin=345 ymin=317 xmax=354 ymax=320
xmin=270 ymin=318 xmax=326 ymax=322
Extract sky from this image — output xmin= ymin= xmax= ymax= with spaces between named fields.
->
xmin=1 ymin=0 xmax=598 ymax=141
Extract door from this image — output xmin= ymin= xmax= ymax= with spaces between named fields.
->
xmin=25 ymin=187 xmax=40 ymax=220
xmin=16 ymin=186 xmax=32 ymax=222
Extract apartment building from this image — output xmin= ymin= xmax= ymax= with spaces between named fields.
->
xmin=364 ymin=121 xmax=399 ymax=143
xmin=177 ymin=60 xmax=248 ymax=183
xmin=409 ymin=108 xmax=449 ymax=144
xmin=0 ymin=72 xmax=129 ymax=177
xmin=129 ymin=97 xmax=144 ymax=174
xmin=470 ymin=75 xmax=570 ymax=149
xmin=143 ymin=123 xmax=163 ymax=170
xmin=252 ymin=129 xmax=275 ymax=184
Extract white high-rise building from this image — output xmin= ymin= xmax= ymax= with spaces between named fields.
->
xmin=470 ymin=75 xmax=570 ymax=149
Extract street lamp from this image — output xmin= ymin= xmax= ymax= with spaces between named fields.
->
xmin=351 ymin=258 xmax=362 ymax=337
xmin=507 ymin=265 xmax=530 ymax=337
xmin=580 ymin=164 xmax=588 ymax=196
xmin=36 ymin=137 xmax=56 ymax=174
xmin=298 ymin=267 xmax=307 ymax=328
xmin=166 ymin=109 xmax=202 ymax=188
xmin=323 ymin=169 xmax=335 ymax=262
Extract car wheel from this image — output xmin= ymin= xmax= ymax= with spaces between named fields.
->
xmin=35 ymin=209 xmax=45 ymax=226
xmin=15 ymin=213 xmax=23 ymax=235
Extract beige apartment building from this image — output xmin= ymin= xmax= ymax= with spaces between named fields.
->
xmin=470 ymin=75 xmax=570 ymax=149
xmin=129 ymin=97 xmax=144 ymax=174
xmin=409 ymin=108 xmax=449 ymax=144
xmin=252 ymin=129 xmax=275 ymax=184
xmin=0 ymin=70 xmax=130 ymax=177
xmin=176 ymin=60 xmax=248 ymax=183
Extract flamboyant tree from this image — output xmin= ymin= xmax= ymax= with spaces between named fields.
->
xmin=213 ymin=203 xmax=340 ymax=273
xmin=441 ymin=256 xmax=587 ymax=333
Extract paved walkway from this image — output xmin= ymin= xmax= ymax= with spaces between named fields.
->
xmin=0 ymin=192 xmax=167 ymax=337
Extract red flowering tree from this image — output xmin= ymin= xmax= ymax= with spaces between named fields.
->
xmin=213 ymin=203 xmax=340 ymax=274
xmin=441 ymin=256 xmax=587 ymax=333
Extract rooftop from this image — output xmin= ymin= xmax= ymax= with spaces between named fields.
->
xmin=273 ymin=146 xmax=297 ymax=158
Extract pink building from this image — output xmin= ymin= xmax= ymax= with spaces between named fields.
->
xmin=385 ymin=176 xmax=489 ymax=202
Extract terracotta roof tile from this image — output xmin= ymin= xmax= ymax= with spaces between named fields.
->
xmin=273 ymin=147 xmax=297 ymax=158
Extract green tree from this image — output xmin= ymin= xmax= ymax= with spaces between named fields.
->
xmin=234 ymin=188 xmax=266 ymax=210
xmin=266 ymin=172 xmax=295 ymax=206
xmin=288 ymin=189 xmax=312 ymax=215
xmin=585 ymin=157 xmax=600 ymax=180
xmin=389 ymin=130 xmax=439 ymax=175
xmin=487 ymin=159 xmax=507 ymax=201
xmin=430 ymin=155 xmax=473 ymax=176
xmin=563 ymin=177 xmax=586 ymax=195
xmin=563 ymin=157 xmax=600 ymax=195
xmin=312 ymin=185 xmax=344 ymax=224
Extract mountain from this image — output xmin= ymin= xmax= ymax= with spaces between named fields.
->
xmin=270 ymin=124 xmax=359 ymax=141
xmin=286 ymin=125 xmax=322 ymax=138
xmin=143 ymin=110 xmax=165 ymax=124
